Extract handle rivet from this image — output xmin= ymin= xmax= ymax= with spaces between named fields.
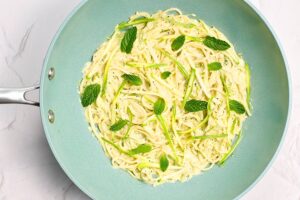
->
xmin=48 ymin=68 xmax=55 ymax=80
xmin=48 ymin=109 xmax=55 ymax=123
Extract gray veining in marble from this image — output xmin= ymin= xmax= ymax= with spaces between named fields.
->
xmin=1 ymin=24 xmax=37 ymax=87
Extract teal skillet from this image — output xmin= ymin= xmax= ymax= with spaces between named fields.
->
xmin=0 ymin=0 xmax=291 ymax=199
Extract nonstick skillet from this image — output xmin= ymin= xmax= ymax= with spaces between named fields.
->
xmin=0 ymin=0 xmax=291 ymax=199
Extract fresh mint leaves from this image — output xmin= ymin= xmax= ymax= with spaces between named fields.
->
xmin=203 ymin=36 xmax=230 ymax=51
xmin=154 ymin=98 xmax=166 ymax=115
xmin=121 ymin=27 xmax=137 ymax=54
xmin=122 ymin=73 xmax=142 ymax=86
xmin=160 ymin=153 xmax=169 ymax=172
xmin=184 ymin=99 xmax=208 ymax=112
xmin=171 ymin=35 xmax=185 ymax=51
xmin=109 ymin=119 xmax=128 ymax=132
xmin=208 ymin=62 xmax=222 ymax=71
xmin=128 ymin=144 xmax=152 ymax=155
xmin=229 ymin=100 xmax=246 ymax=114
xmin=81 ymin=84 xmax=101 ymax=107
xmin=161 ymin=71 xmax=171 ymax=79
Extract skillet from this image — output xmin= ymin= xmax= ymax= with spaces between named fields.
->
xmin=0 ymin=0 xmax=291 ymax=199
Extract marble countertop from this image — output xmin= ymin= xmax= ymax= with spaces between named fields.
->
xmin=0 ymin=0 xmax=299 ymax=199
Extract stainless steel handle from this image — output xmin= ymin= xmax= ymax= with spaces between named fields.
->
xmin=0 ymin=85 xmax=40 ymax=106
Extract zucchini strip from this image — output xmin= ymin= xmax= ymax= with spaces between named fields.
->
xmin=192 ymin=134 xmax=227 ymax=140
xmin=245 ymin=64 xmax=252 ymax=115
xmin=156 ymin=115 xmax=179 ymax=164
xmin=158 ymin=48 xmax=189 ymax=79
xmin=101 ymin=137 xmax=132 ymax=157
xmin=218 ymin=132 xmax=243 ymax=166
xmin=126 ymin=62 xmax=167 ymax=68
xmin=118 ymin=18 xmax=155 ymax=30
xmin=101 ymin=48 xmax=118 ymax=96
xmin=182 ymin=68 xmax=196 ymax=106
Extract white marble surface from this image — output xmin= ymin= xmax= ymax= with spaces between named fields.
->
xmin=0 ymin=0 xmax=299 ymax=199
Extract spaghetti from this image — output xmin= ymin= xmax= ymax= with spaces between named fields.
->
xmin=79 ymin=8 xmax=251 ymax=186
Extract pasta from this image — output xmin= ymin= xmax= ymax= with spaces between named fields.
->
xmin=79 ymin=8 xmax=251 ymax=186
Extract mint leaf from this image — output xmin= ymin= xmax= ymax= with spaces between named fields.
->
xmin=208 ymin=62 xmax=222 ymax=71
xmin=109 ymin=119 xmax=128 ymax=131
xmin=229 ymin=100 xmax=246 ymax=114
xmin=122 ymin=73 xmax=142 ymax=86
xmin=203 ymin=36 xmax=230 ymax=51
xmin=161 ymin=71 xmax=171 ymax=79
xmin=171 ymin=35 xmax=185 ymax=51
xmin=154 ymin=98 xmax=166 ymax=115
xmin=160 ymin=153 xmax=169 ymax=172
xmin=184 ymin=99 xmax=208 ymax=112
xmin=81 ymin=84 xmax=101 ymax=107
xmin=128 ymin=144 xmax=152 ymax=155
xmin=121 ymin=27 xmax=137 ymax=54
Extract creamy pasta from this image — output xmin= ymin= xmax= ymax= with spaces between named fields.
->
xmin=79 ymin=8 xmax=251 ymax=186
